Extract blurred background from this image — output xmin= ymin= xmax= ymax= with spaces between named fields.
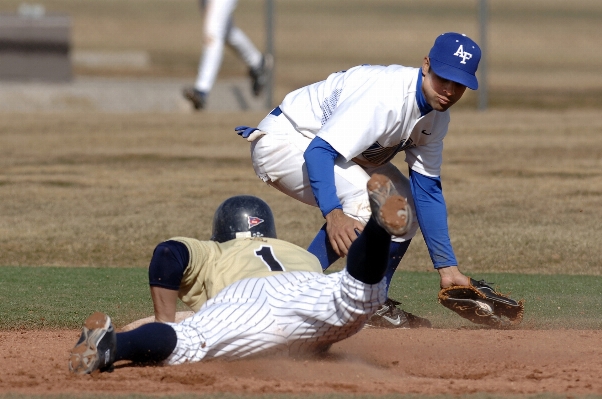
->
xmin=0 ymin=0 xmax=600 ymax=273
xmin=0 ymin=0 xmax=601 ymax=112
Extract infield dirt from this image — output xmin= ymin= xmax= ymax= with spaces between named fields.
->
xmin=1 ymin=328 xmax=601 ymax=396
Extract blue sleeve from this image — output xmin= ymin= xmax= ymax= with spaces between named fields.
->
xmin=409 ymin=169 xmax=458 ymax=268
xmin=303 ymin=136 xmax=342 ymax=217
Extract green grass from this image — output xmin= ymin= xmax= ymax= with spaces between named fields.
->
xmin=0 ymin=266 xmax=153 ymax=329
xmin=387 ymin=272 xmax=602 ymax=329
xmin=1 ymin=266 xmax=600 ymax=330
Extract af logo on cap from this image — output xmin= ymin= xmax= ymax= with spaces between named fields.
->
xmin=428 ymin=32 xmax=481 ymax=90
xmin=248 ymin=216 xmax=265 ymax=229
xmin=453 ymin=45 xmax=473 ymax=64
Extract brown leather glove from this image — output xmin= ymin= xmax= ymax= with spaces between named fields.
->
xmin=438 ymin=278 xmax=524 ymax=328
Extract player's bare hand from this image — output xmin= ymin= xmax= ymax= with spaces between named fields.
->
xmin=437 ymin=266 xmax=470 ymax=288
xmin=325 ymin=209 xmax=364 ymax=257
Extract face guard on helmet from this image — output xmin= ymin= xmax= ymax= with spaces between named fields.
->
xmin=210 ymin=195 xmax=277 ymax=243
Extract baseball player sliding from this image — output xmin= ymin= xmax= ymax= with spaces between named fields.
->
xmin=147 ymin=194 xmax=323 ymax=323
xmin=235 ymin=32 xmax=483 ymax=328
xmin=183 ymin=0 xmax=273 ymax=110
xmin=69 ymin=174 xmax=412 ymax=374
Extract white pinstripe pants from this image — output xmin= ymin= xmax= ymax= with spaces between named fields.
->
xmin=166 ymin=270 xmax=386 ymax=364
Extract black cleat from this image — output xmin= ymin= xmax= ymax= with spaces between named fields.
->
xmin=367 ymin=174 xmax=412 ymax=236
xmin=69 ymin=312 xmax=116 ymax=375
xmin=365 ymin=298 xmax=432 ymax=329
xmin=249 ymin=54 xmax=273 ymax=97
xmin=183 ymin=87 xmax=207 ymax=110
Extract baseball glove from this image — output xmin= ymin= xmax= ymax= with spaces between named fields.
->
xmin=438 ymin=278 xmax=524 ymax=328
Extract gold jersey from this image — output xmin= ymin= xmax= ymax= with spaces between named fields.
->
xmin=170 ymin=236 xmax=323 ymax=312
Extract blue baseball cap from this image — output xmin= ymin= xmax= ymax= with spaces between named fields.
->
xmin=428 ymin=32 xmax=481 ymax=90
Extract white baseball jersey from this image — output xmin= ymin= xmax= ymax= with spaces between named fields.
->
xmin=250 ymin=64 xmax=448 ymax=240
xmin=278 ymin=64 xmax=450 ymax=177
xmin=166 ymin=269 xmax=386 ymax=364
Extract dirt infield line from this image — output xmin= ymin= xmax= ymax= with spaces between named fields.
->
xmin=1 ymin=328 xmax=600 ymax=396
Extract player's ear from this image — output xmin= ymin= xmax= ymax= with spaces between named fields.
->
xmin=422 ymin=57 xmax=430 ymax=76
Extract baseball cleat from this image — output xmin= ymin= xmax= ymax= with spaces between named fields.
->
xmin=183 ymin=87 xmax=207 ymax=110
xmin=364 ymin=298 xmax=432 ymax=329
xmin=367 ymin=174 xmax=412 ymax=236
xmin=249 ymin=53 xmax=273 ymax=97
xmin=69 ymin=312 xmax=116 ymax=375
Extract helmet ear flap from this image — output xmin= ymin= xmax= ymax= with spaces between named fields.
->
xmin=211 ymin=195 xmax=277 ymax=243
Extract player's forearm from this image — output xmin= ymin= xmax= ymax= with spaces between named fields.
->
xmin=409 ymin=168 xmax=457 ymax=268
xmin=150 ymin=286 xmax=179 ymax=323
xmin=304 ymin=136 xmax=342 ymax=217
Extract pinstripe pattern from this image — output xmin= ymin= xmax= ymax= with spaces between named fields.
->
xmin=166 ymin=269 xmax=386 ymax=364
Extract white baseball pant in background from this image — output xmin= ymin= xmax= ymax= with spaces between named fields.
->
xmin=195 ymin=0 xmax=263 ymax=93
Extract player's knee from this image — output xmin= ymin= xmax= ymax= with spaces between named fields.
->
xmin=203 ymin=31 xmax=226 ymax=45
xmin=343 ymin=199 xmax=371 ymax=226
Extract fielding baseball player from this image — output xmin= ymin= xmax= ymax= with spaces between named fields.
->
xmin=235 ymin=32 xmax=482 ymax=328
xmin=183 ymin=0 xmax=273 ymax=110
xmin=69 ymin=174 xmax=414 ymax=374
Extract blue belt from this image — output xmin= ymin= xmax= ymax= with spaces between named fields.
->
xmin=270 ymin=106 xmax=282 ymax=116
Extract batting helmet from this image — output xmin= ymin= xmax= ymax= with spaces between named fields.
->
xmin=211 ymin=195 xmax=277 ymax=242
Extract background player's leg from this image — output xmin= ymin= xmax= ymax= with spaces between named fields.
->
xmin=226 ymin=25 xmax=262 ymax=70
xmin=194 ymin=0 xmax=237 ymax=94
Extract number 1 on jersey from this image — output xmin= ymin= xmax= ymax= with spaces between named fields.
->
xmin=254 ymin=245 xmax=285 ymax=272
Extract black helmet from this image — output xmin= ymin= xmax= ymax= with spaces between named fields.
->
xmin=211 ymin=195 xmax=277 ymax=242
